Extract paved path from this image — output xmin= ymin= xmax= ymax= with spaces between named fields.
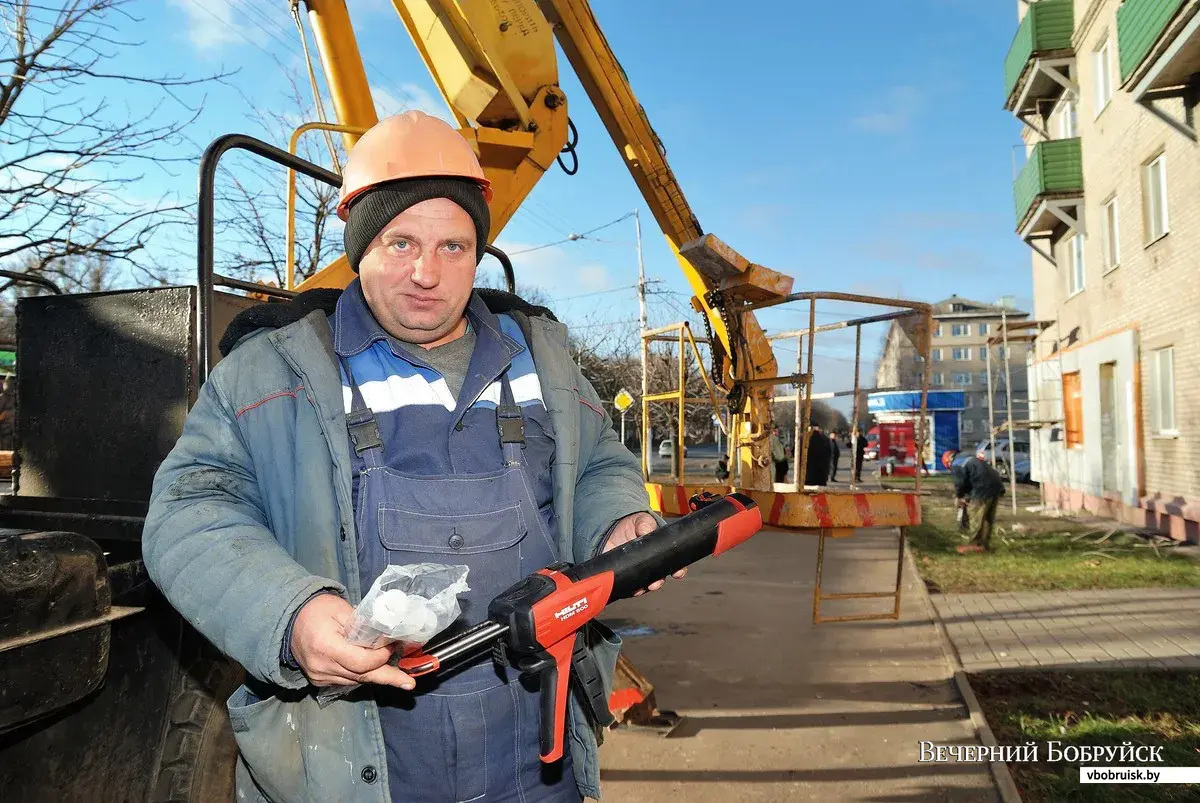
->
xmin=597 ymin=525 xmax=1000 ymax=802
xmin=931 ymin=588 xmax=1200 ymax=673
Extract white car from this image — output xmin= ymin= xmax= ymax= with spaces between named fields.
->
xmin=658 ymin=440 xmax=688 ymax=458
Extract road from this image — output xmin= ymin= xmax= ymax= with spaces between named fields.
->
xmin=594 ymin=517 xmax=999 ymax=801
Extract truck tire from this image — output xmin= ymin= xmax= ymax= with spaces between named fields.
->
xmin=151 ymin=637 xmax=244 ymax=803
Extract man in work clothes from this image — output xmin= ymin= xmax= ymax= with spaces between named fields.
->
xmin=945 ymin=449 xmax=1006 ymax=553
xmin=142 ymin=111 xmax=683 ymax=803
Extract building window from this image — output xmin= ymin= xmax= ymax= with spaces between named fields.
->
xmin=934 ymin=324 xmax=943 ymax=338
xmin=979 ymin=347 xmax=988 ymax=360
xmin=1101 ymin=196 xmax=1120 ymax=271
xmin=952 ymin=372 xmax=972 ymax=387
xmin=931 ymin=348 xmax=942 ymax=361
xmin=962 ymin=419 xmax=975 ymax=434
xmin=1094 ymin=38 xmax=1113 ymax=115
xmin=952 ymin=348 xmax=970 ymax=361
xmin=1151 ymin=347 xmax=1177 ymax=435
xmin=978 ymin=372 xmax=989 ymax=387
xmin=1063 ymin=371 xmax=1083 ymax=448
xmin=1144 ymin=153 xmax=1169 ymax=242
xmin=932 ymin=372 xmax=943 ymax=385
xmin=1068 ymin=233 xmax=1085 ymax=295
xmin=951 ymin=324 xmax=969 ymax=337
xmin=964 ymin=395 xmax=974 ymax=408
xmin=1058 ymin=95 xmax=1078 ymax=138
xmin=978 ymin=323 xmax=990 ymax=336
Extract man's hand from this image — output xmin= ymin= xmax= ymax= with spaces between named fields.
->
xmin=601 ymin=512 xmax=686 ymax=596
xmin=290 ymin=593 xmax=415 ymax=690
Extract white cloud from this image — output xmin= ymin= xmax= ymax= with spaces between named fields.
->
xmin=371 ymin=84 xmax=452 ymax=122
xmin=168 ymin=0 xmax=259 ymax=53
xmin=486 ymin=238 xmax=614 ymax=305
xmin=851 ymin=85 xmax=925 ymax=135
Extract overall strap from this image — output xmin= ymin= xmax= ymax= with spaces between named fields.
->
xmin=338 ymin=355 xmax=385 ymax=466
xmin=496 ymin=370 xmax=525 ymax=466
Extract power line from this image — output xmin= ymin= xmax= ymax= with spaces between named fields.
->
xmin=507 ymin=213 xmax=634 ymax=256
xmin=550 ymin=280 xmax=661 ymax=303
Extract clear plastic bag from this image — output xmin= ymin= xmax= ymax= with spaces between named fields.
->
xmin=316 ymin=563 xmax=470 ymax=706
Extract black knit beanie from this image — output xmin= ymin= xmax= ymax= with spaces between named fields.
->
xmin=343 ymin=177 xmax=491 ymax=271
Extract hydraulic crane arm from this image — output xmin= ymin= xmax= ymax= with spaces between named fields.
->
xmin=297 ymin=0 xmax=791 ymax=488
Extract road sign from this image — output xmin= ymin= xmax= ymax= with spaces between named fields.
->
xmin=614 ymin=388 xmax=634 ymax=412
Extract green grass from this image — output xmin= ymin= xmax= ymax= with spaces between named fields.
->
xmin=971 ymin=668 xmax=1200 ymax=802
xmin=882 ymin=477 xmax=1200 ymax=593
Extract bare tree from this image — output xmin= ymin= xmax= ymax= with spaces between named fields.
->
xmin=212 ymin=72 xmax=344 ymax=287
xmin=0 ymin=1 xmax=230 ymax=288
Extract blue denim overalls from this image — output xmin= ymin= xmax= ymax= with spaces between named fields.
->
xmin=339 ymin=350 xmax=584 ymax=803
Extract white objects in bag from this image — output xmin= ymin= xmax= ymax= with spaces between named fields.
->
xmin=316 ymin=563 xmax=470 ymax=706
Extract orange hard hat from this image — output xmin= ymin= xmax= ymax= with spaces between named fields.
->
xmin=336 ymin=110 xmax=493 ymax=220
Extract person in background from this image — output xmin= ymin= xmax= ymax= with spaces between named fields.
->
xmin=803 ymin=424 xmax=831 ymax=487
xmin=854 ymin=432 xmax=867 ymax=483
xmin=945 ymin=449 xmax=1005 ymax=553
xmin=770 ymin=426 xmax=788 ymax=483
xmin=829 ymin=435 xmax=841 ymax=482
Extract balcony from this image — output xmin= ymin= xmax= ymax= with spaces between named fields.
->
xmin=1013 ymin=138 xmax=1083 ymax=242
xmin=1117 ymin=0 xmax=1200 ymax=138
xmin=1004 ymin=0 xmax=1076 ymax=123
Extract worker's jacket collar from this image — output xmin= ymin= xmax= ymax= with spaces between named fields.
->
xmin=332 ymin=278 xmax=525 ymax=368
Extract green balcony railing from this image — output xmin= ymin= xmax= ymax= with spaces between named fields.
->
xmin=1004 ymin=0 xmax=1075 ymax=104
xmin=1118 ymin=0 xmax=1187 ymax=83
xmin=1014 ymin=138 xmax=1083 ymax=228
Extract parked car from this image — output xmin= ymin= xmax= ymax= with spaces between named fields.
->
xmin=658 ymin=439 xmax=688 ymax=458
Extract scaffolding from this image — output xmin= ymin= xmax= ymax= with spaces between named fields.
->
xmin=984 ymin=316 xmax=1055 ymax=512
xmin=641 ymin=292 xmax=934 ymax=624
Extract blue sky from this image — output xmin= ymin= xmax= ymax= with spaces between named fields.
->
xmin=86 ymin=0 xmax=1029 ymax=405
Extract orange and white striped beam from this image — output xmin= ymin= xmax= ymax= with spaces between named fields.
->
xmin=645 ymin=483 xmax=921 ymax=533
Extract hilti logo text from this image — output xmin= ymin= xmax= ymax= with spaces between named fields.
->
xmin=554 ymin=598 xmax=588 ymax=621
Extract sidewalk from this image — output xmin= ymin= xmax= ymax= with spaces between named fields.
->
xmin=930 ymin=588 xmax=1200 ymax=672
xmin=595 ymin=521 xmax=1001 ymax=802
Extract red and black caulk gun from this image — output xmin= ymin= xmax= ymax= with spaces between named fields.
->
xmin=398 ymin=492 xmax=762 ymax=763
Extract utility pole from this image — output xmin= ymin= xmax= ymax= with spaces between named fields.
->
xmin=636 ymin=209 xmax=649 ymax=459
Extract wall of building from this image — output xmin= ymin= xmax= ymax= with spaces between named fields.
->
xmin=1022 ymin=0 xmax=1198 ymax=536
xmin=1029 ymin=328 xmax=1139 ymax=507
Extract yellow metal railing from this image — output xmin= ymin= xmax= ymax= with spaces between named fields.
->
xmin=285 ymin=121 xmax=370 ymax=291
xmin=640 ymin=321 xmax=723 ymax=485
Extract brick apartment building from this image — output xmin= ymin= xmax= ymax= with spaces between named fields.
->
xmin=1005 ymin=0 xmax=1199 ymax=541
xmin=874 ymin=295 xmax=1031 ymax=450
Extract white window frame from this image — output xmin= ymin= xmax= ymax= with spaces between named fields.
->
xmin=1058 ymin=94 xmax=1078 ymax=138
xmin=979 ymin=347 xmax=988 ymax=360
xmin=934 ymin=324 xmax=943 ymax=338
xmin=1093 ymin=38 xmax=1113 ymax=117
xmin=951 ymin=323 xmax=969 ymax=337
xmin=978 ymin=323 xmax=990 ymax=336
xmin=1068 ymin=233 xmax=1085 ymax=296
xmin=1101 ymin=196 xmax=1120 ymax=272
xmin=1144 ymin=153 xmax=1169 ymax=243
xmin=1150 ymin=347 xmax=1177 ymax=436
xmin=952 ymin=347 xmax=970 ymax=361
xmin=962 ymin=419 xmax=975 ymax=434
xmin=932 ymin=372 xmax=944 ymax=385
xmin=931 ymin=348 xmax=942 ymax=361
xmin=952 ymin=372 xmax=972 ymax=387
